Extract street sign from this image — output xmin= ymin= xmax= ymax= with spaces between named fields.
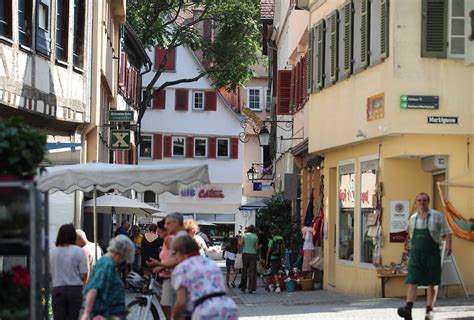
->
xmin=427 ymin=116 xmax=458 ymax=124
xmin=110 ymin=130 xmax=131 ymax=150
xmin=109 ymin=110 xmax=134 ymax=121
xmin=400 ymin=95 xmax=439 ymax=109
xmin=253 ymin=182 xmax=262 ymax=191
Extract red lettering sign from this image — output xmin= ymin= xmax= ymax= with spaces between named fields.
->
xmin=361 ymin=191 xmax=369 ymax=204
xmin=198 ymin=189 xmax=225 ymax=198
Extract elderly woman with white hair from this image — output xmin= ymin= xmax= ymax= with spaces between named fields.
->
xmin=80 ymin=235 xmax=135 ymax=320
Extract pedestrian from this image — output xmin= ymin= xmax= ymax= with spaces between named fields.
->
xmin=239 ymin=224 xmax=259 ymax=293
xmin=302 ymin=222 xmax=315 ymax=277
xmin=170 ymin=235 xmax=237 ymax=320
xmin=50 ymin=224 xmax=88 ymax=320
xmin=223 ymin=237 xmax=239 ymax=288
xmin=266 ymin=228 xmax=285 ymax=293
xmin=80 ymin=234 xmax=135 ymax=320
xmin=397 ymin=192 xmax=452 ymax=320
xmin=184 ymin=219 xmax=215 ymax=256
xmin=257 ymin=228 xmax=268 ymax=265
xmin=140 ymin=223 xmax=161 ymax=268
xmin=76 ymin=229 xmax=103 ymax=270
xmin=114 ymin=220 xmax=130 ymax=237
xmin=156 ymin=219 xmax=173 ymax=320
xmin=131 ymin=225 xmax=143 ymax=270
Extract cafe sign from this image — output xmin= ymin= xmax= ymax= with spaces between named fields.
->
xmin=110 ymin=129 xmax=131 ymax=150
xmin=180 ymin=188 xmax=225 ymax=199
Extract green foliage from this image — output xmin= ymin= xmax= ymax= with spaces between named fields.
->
xmin=257 ymin=193 xmax=303 ymax=252
xmin=127 ymin=0 xmax=261 ymax=92
xmin=0 ymin=118 xmax=46 ymax=177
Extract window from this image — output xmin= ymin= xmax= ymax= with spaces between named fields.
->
xmin=266 ymin=89 xmax=271 ymax=110
xmin=139 ymin=135 xmax=152 ymax=159
xmin=18 ymin=0 xmax=33 ymax=47
xmin=143 ymin=191 xmax=156 ymax=204
xmin=37 ymin=0 xmax=51 ymax=54
xmin=56 ymin=0 xmax=69 ymax=61
xmin=248 ymin=88 xmax=261 ymax=110
xmin=448 ymin=0 xmax=465 ymax=58
xmin=194 ymin=137 xmax=207 ymax=157
xmin=193 ymin=91 xmax=204 ymax=110
xmin=0 ymin=0 xmax=12 ymax=39
xmin=217 ymin=138 xmax=229 ymax=158
xmin=359 ymin=158 xmax=378 ymax=264
xmin=338 ymin=163 xmax=355 ymax=262
xmin=73 ymin=0 xmax=85 ymax=68
xmin=172 ymin=136 xmax=185 ymax=157
xmin=262 ymin=145 xmax=271 ymax=169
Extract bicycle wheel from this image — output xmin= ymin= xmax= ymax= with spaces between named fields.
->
xmin=127 ymin=299 xmax=160 ymax=320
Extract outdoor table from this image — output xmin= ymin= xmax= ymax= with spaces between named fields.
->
xmin=376 ymin=273 xmax=406 ymax=298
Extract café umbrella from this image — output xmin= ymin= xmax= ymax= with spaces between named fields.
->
xmin=37 ymin=162 xmax=210 ymax=259
xmin=83 ymin=194 xmax=164 ymax=217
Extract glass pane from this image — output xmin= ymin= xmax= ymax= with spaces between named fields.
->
xmin=450 ymin=37 xmax=464 ymax=55
xmin=451 ymin=0 xmax=464 ymax=17
xmin=361 ymin=209 xmax=374 ymax=263
xmin=217 ymin=139 xmax=228 ymax=157
xmin=451 ymin=18 xmax=464 ymax=36
xmin=38 ymin=4 xmax=48 ymax=30
xmin=338 ymin=209 xmax=354 ymax=261
xmin=194 ymin=139 xmax=207 ymax=157
xmin=143 ymin=191 xmax=155 ymax=203
xmin=139 ymin=137 xmax=151 ymax=157
xmin=173 ymin=137 xmax=185 ymax=156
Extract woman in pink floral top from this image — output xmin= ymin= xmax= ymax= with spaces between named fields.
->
xmin=171 ymin=235 xmax=238 ymax=320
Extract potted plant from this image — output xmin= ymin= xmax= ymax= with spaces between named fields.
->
xmin=0 ymin=117 xmax=46 ymax=179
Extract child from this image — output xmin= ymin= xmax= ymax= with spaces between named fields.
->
xmin=223 ymin=237 xmax=239 ymax=288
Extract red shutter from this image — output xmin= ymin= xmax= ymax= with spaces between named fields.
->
xmin=230 ymin=137 xmax=238 ymax=159
xmin=154 ymin=47 xmax=164 ymax=70
xmin=208 ymin=137 xmax=216 ymax=158
xmin=153 ymin=134 xmax=162 ymax=160
xmin=302 ymin=54 xmax=308 ymax=104
xmin=186 ymin=136 xmax=194 ymax=158
xmin=163 ymin=135 xmax=172 ymax=157
xmin=277 ymin=70 xmax=292 ymax=115
xmin=175 ymin=89 xmax=189 ymax=111
xmin=153 ymin=90 xmax=166 ymax=109
xmin=290 ymin=68 xmax=295 ymax=113
xmin=165 ymin=48 xmax=176 ymax=70
xmin=155 ymin=47 xmax=176 ymax=71
xmin=204 ymin=91 xmax=217 ymax=111
xmin=119 ymin=53 xmax=127 ymax=88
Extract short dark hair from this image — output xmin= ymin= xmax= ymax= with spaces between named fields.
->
xmin=157 ymin=219 xmax=165 ymax=230
xmin=171 ymin=235 xmax=199 ymax=255
xmin=246 ymin=225 xmax=256 ymax=233
xmin=56 ymin=224 xmax=77 ymax=246
xmin=148 ymin=224 xmax=157 ymax=232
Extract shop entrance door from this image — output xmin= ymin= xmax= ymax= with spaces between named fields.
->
xmin=432 ymin=172 xmax=446 ymax=212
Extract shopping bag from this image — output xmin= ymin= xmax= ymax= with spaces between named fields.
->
xmin=234 ymin=253 xmax=243 ymax=269
xmin=256 ymin=260 xmax=265 ymax=275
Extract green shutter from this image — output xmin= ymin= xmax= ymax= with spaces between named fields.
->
xmin=343 ymin=1 xmax=353 ymax=76
xmin=360 ymin=0 xmax=369 ymax=68
xmin=421 ymin=0 xmax=447 ymax=58
xmin=329 ymin=11 xmax=338 ymax=83
xmin=307 ymin=27 xmax=314 ymax=93
xmin=380 ymin=0 xmax=389 ymax=59
xmin=316 ymin=20 xmax=325 ymax=90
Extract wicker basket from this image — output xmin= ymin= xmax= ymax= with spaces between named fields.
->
xmin=301 ymin=278 xmax=313 ymax=291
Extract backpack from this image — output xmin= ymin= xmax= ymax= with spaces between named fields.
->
xmin=270 ymin=238 xmax=284 ymax=257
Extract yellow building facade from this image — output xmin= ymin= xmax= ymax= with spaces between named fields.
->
xmin=306 ymin=0 xmax=473 ymax=297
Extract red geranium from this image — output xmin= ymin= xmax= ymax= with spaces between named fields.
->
xmin=12 ymin=266 xmax=30 ymax=289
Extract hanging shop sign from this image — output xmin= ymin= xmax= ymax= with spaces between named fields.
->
xmin=110 ymin=129 xmax=131 ymax=150
xmin=109 ymin=110 xmax=134 ymax=122
xmin=367 ymin=93 xmax=384 ymax=121
xmin=400 ymin=95 xmax=439 ymax=109
xmin=389 ymin=200 xmax=409 ymax=242
xmin=427 ymin=116 xmax=458 ymax=124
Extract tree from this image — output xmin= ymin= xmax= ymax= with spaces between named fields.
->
xmin=127 ymin=0 xmax=261 ymax=145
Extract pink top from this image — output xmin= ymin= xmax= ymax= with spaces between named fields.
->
xmin=159 ymin=235 xmax=173 ymax=278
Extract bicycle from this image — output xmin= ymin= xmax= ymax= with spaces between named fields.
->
xmin=126 ymin=271 xmax=165 ymax=320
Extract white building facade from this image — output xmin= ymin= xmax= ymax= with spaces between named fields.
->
xmin=140 ymin=44 xmax=246 ymax=239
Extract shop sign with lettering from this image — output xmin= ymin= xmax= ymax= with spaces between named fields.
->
xmin=427 ymin=116 xmax=458 ymax=124
xmin=400 ymin=95 xmax=439 ymax=109
xmin=109 ymin=110 xmax=134 ymax=121
xmin=180 ymin=188 xmax=225 ymax=198
xmin=110 ymin=130 xmax=130 ymax=150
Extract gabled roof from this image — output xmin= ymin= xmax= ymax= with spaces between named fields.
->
xmin=261 ymin=0 xmax=274 ymax=20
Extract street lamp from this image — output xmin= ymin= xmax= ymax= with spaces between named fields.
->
xmin=246 ymin=166 xmax=258 ymax=181
xmin=258 ymin=125 xmax=270 ymax=147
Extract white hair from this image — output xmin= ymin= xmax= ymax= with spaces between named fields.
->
xmin=108 ymin=235 xmax=135 ymax=264
xmin=76 ymin=229 xmax=88 ymax=242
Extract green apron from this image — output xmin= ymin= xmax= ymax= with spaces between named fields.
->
xmin=405 ymin=214 xmax=441 ymax=286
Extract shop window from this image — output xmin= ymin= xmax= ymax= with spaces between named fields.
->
xmin=18 ymin=0 xmax=33 ymax=47
xmin=0 ymin=0 xmax=12 ymax=39
xmin=143 ymin=191 xmax=156 ymax=204
xmin=338 ymin=163 xmax=355 ymax=262
xmin=56 ymin=0 xmax=69 ymax=61
xmin=73 ymin=0 xmax=85 ymax=68
xmin=194 ymin=137 xmax=207 ymax=158
xmin=139 ymin=135 xmax=152 ymax=159
xmin=172 ymin=136 xmax=185 ymax=157
xmin=193 ymin=91 xmax=204 ymax=110
xmin=359 ymin=158 xmax=378 ymax=264
xmin=217 ymin=138 xmax=229 ymax=158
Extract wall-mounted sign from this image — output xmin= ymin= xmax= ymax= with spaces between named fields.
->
xmin=253 ymin=182 xmax=262 ymax=191
xmin=180 ymin=188 xmax=225 ymax=198
xmin=109 ymin=110 xmax=134 ymax=122
xmin=390 ymin=200 xmax=409 ymax=242
xmin=367 ymin=93 xmax=384 ymax=121
xmin=427 ymin=116 xmax=458 ymax=124
xmin=110 ymin=130 xmax=131 ymax=150
xmin=400 ymin=95 xmax=439 ymax=109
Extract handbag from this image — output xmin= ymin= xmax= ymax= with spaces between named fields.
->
xmin=234 ymin=253 xmax=243 ymax=269
xmin=256 ymin=260 xmax=265 ymax=275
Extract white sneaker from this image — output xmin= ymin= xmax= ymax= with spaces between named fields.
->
xmin=274 ymin=286 xmax=281 ymax=293
xmin=268 ymin=284 xmax=275 ymax=292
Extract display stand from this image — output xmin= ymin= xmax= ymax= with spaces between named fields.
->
xmin=0 ymin=180 xmax=49 ymax=320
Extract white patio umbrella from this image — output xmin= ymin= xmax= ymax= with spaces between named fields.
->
xmin=83 ymin=194 xmax=163 ymax=217
xmin=37 ymin=162 xmax=210 ymax=260
xmin=196 ymin=220 xmax=217 ymax=226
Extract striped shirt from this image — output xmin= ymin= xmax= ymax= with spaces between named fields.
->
xmin=408 ymin=209 xmax=451 ymax=244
